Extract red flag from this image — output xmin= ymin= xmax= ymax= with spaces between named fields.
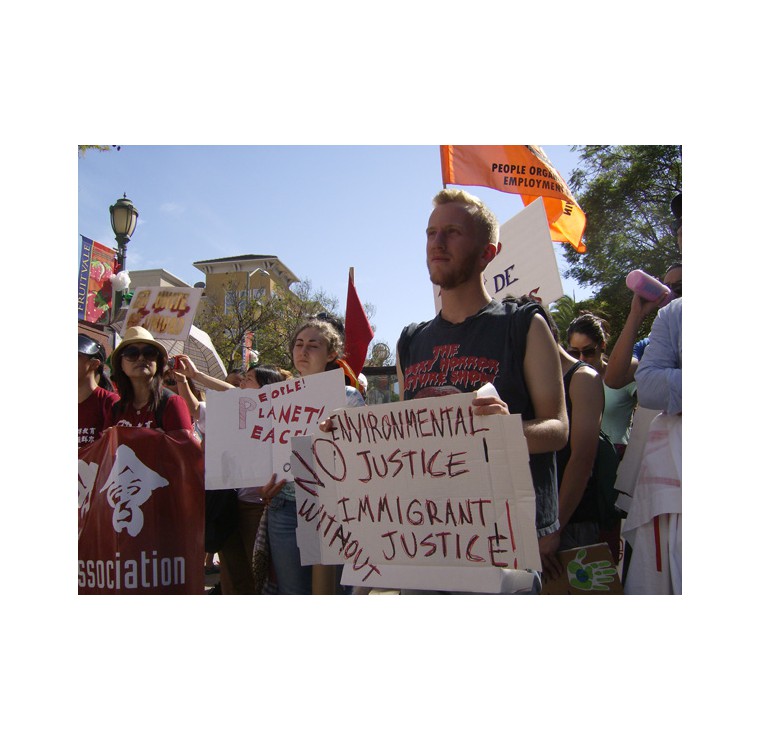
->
xmin=440 ymin=145 xmax=587 ymax=253
xmin=344 ymin=267 xmax=374 ymax=377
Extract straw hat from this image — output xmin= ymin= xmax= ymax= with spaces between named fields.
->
xmin=110 ymin=326 xmax=168 ymax=365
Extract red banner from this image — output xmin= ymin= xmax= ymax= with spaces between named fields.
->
xmin=78 ymin=426 xmax=205 ymax=594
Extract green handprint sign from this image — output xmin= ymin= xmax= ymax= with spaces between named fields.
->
xmin=567 ymin=548 xmax=618 ymax=591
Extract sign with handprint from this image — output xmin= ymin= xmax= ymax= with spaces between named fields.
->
xmin=541 ymin=543 xmax=623 ymax=595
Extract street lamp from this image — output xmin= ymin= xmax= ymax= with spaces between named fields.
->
xmin=109 ymin=193 xmax=139 ymax=316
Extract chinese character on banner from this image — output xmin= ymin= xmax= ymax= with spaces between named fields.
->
xmin=78 ymin=427 xmax=205 ymax=594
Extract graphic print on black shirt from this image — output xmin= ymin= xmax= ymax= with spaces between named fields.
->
xmin=403 ymin=342 xmax=500 ymax=397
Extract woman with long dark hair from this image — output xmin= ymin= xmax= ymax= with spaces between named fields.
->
xmin=106 ymin=326 xmax=193 ymax=433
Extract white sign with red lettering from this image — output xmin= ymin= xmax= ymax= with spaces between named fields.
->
xmin=292 ymin=389 xmax=541 ymax=593
xmin=204 ymin=369 xmax=346 ymax=489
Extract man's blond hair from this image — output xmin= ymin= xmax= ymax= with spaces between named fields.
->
xmin=432 ymin=189 xmax=500 ymax=245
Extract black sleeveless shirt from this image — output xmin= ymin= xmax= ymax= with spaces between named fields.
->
xmin=398 ymin=300 xmax=559 ymax=537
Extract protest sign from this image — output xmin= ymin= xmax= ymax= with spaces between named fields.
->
xmin=204 ymin=368 xmax=346 ymax=489
xmin=540 ymin=543 xmax=623 ymax=595
xmin=122 ymin=286 xmax=203 ymax=340
xmin=78 ymin=427 xmax=205 ymax=594
xmin=433 ymin=198 xmax=565 ymax=313
xmin=292 ymin=391 xmax=541 ymax=593
xmin=78 ymin=235 xmax=117 ymax=323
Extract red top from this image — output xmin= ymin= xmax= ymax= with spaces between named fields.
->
xmin=78 ymin=386 xmax=120 ymax=448
xmin=106 ymin=393 xmax=193 ymax=433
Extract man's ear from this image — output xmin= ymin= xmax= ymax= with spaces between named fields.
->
xmin=482 ymin=242 xmax=499 ymax=266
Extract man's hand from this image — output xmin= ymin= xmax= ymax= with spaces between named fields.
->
xmin=539 ymin=531 xmax=563 ymax=581
xmin=471 ymin=396 xmax=510 ymax=415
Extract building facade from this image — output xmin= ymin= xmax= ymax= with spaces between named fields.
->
xmin=192 ymin=254 xmax=300 ymax=314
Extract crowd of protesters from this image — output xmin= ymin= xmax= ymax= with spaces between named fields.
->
xmin=78 ymin=190 xmax=682 ymax=596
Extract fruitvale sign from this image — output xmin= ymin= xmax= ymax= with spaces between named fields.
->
xmin=78 ymin=427 xmax=205 ymax=594
xmin=204 ymin=369 xmax=346 ymax=489
xmin=433 ymin=197 xmax=564 ymax=313
xmin=292 ymin=387 xmax=541 ymax=593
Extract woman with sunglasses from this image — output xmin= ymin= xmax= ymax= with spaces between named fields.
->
xmin=566 ymin=312 xmax=636 ymax=562
xmin=266 ymin=316 xmax=364 ymax=595
xmin=537 ymin=311 xmax=607 ymax=579
xmin=567 ymin=313 xmax=637 ymax=457
xmin=106 ymin=326 xmax=193 ymax=434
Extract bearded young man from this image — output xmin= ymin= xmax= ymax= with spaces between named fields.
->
xmin=395 ymin=189 xmax=568 ymax=590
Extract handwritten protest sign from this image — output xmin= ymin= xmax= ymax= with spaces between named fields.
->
xmin=122 ymin=286 xmax=203 ymax=340
xmin=204 ymin=368 xmax=346 ymax=489
xmin=292 ymin=391 xmax=541 ymax=593
xmin=433 ymin=198 xmax=564 ymax=312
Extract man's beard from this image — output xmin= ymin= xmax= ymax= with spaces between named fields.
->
xmin=428 ymin=250 xmax=481 ymax=290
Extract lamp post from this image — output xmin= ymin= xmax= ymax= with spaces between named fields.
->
xmin=109 ymin=193 xmax=139 ymax=317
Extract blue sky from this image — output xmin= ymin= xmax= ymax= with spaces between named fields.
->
xmin=78 ymin=145 xmax=591 ymax=353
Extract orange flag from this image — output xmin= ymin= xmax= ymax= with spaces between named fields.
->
xmin=440 ymin=145 xmax=587 ymax=253
xmin=344 ymin=267 xmax=374 ymax=377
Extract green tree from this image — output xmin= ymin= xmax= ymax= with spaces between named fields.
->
xmin=561 ymin=145 xmax=682 ymax=346
xmin=196 ymin=278 xmax=341 ymax=372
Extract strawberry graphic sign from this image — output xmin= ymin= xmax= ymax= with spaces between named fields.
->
xmin=78 ymin=235 xmax=117 ymax=323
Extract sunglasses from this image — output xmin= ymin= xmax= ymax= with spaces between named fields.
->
xmin=567 ymin=346 xmax=599 ymax=359
xmin=665 ymin=280 xmax=682 ymax=297
xmin=121 ymin=344 xmax=160 ymax=362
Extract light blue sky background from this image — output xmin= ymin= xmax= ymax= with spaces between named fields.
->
xmin=77 ymin=145 xmax=591 ymax=352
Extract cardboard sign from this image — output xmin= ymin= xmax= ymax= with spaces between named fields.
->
xmin=122 ymin=286 xmax=203 ymax=340
xmin=78 ymin=427 xmax=205 ymax=595
xmin=292 ymin=391 xmax=541 ymax=593
xmin=540 ymin=543 xmax=623 ymax=595
xmin=433 ymin=198 xmax=564 ymax=312
xmin=204 ymin=368 xmax=346 ymax=489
